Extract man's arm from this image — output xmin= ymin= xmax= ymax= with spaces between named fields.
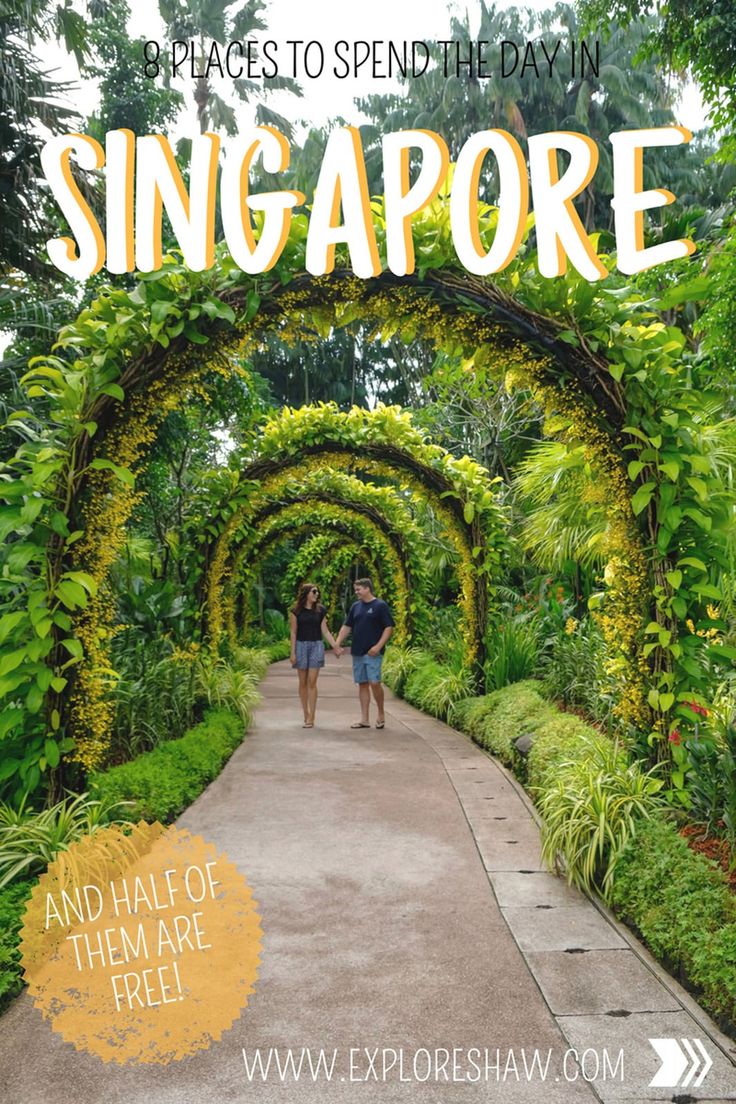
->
xmin=367 ymin=625 xmax=392 ymax=657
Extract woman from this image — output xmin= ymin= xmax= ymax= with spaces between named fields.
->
xmin=289 ymin=582 xmax=341 ymax=728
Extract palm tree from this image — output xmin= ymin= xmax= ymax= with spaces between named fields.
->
xmin=157 ymin=0 xmax=299 ymax=134
xmin=357 ymin=2 xmax=685 ymax=231
xmin=0 ymin=0 xmax=88 ymax=277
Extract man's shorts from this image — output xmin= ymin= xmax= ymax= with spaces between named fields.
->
xmin=294 ymin=640 xmax=325 ymax=669
xmin=352 ymin=652 xmax=383 ymax=683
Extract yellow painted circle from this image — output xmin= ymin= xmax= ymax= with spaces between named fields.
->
xmin=20 ymin=821 xmax=262 ymax=1064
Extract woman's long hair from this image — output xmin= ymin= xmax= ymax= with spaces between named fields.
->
xmin=293 ymin=581 xmax=321 ymax=615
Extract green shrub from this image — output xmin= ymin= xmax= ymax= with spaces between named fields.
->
xmin=453 ymin=681 xmax=553 ymax=765
xmin=195 ymin=654 xmax=263 ymax=724
xmin=612 ymin=818 xmax=736 ymax=1026
xmin=684 ymin=723 xmax=736 ymax=849
xmin=382 ymin=647 xmax=429 ymax=696
xmin=0 ymin=880 xmax=33 ymax=1013
xmin=89 ymin=710 xmax=244 ymax=822
xmin=266 ymin=638 xmax=291 ymax=662
xmin=404 ymin=660 xmax=466 ymax=719
xmin=541 ymin=618 xmax=614 ymax=722
xmin=0 ymin=793 xmax=133 ymax=889
xmin=484 ymin=620 xmax=541 ymax=690
xmin=536 ymin=738 xmax=665 ymax=899
xmin=690 ymin=924 xmax=736 ymax=1026
xmin=110 ymin=635 xmax=199 ymax=760
xmin=526 ymin=713 xmax=598 ymax=789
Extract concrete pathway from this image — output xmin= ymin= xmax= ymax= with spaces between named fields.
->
xmin=3 ymin=659 xmax=736 ymax=1103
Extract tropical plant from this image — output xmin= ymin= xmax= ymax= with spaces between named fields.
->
xmin=110 ymin=636 xmax=199 ymax=761
xmin=684 ymin=724 xmax=736 ymax=852
xmin=358 ymin=3 xmax=687 ymax=229
xmin=578 ymin=0 xmax=736 ymax=149
xmin=541 ymin=616 xmax=615 ymax=722
xmin=194 ymin=655 xmax=262 ymax=724
xmin=0 ymin=791 xmax=133 ymax=889
xmin=382 ymin=646 xmax=427 ymax=696
xmin=157 ymin=0 xmax=299 ymax=134
xmin=537 ymin=737 xmax=665 ymax=898
xmin=484 ymin=619 xmax=541 ymax=690
xmin=514 ymin=442 xmax=610 ymax=570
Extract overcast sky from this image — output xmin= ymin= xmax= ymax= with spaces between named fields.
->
xmin=40 ymin=0 xmax=707 ymax=136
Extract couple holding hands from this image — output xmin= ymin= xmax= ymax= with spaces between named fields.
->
xmin=289 ymin=577 xmax=394 ymax=729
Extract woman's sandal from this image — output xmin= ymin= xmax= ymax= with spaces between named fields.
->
xmin=350 ymin=721 xmax=370 ymax=728
xmin=303 ymin=721 xmax=314 ymax=728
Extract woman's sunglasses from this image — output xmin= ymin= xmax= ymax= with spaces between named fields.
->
xmin=310 ymin=588 xmax=320 ymax=595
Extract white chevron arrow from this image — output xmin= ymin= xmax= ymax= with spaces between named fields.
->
xmin=648 ymin=1037 xmax=713 ymax=1087
xmin=649 ymin=1038 xmax=688 ymax=1086
xmin=693 ymin=1038 xmax=713 ymax=1087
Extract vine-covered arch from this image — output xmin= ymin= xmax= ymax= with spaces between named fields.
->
xmin=224 ymin=503 xmax=411 ymax=648
xmin=207 ymin=454 xmax=486 ymax=654
xmin=279 ymin=535 xmax=381 ymax=613
xmin=3 ymin=204 xmax=727 ymax=783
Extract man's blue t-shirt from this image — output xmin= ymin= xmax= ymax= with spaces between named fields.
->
xmin=344 ymin=598 xmax=395 ymax=656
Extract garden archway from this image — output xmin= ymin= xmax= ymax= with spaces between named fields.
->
xmin=4 ymin=210 xmax=726 ymax=784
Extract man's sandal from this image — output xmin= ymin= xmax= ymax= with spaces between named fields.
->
xmin=350 ymin=721 xmax=371 ymax=728
xmin=375 ymin=721 xmax=385 ymax=729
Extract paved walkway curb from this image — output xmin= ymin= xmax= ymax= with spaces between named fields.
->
xmin=2 ymin=659 xmax=735 ymax=1103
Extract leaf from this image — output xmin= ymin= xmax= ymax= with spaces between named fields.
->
xmin=659 ymin=461 xmax=680 ymax=481
xmin=683 ymin=507 xmax=711 ymax=531
xmin=44 ymin=739 xmax=60 ymax=768
xmin=0 ymin=708 xmax=23 ymax=740
xmin=88 ymin=458 xmax=135 ymax=487
xmin=55 ymin=580 xmax=88 ymax=610
xmin=61 ymin=571 xmax=98 ymax=595
xmin=659 ymin=692 xmax=674 ymax=712
xmin=0 ymin=649 xmax=26 ymax=678
xmin=0 ymin=611 xmax=25 ymax=646
xmin=99 ymin=382 xmax=125 ymax=401
xmin=665 ymin=570 xmax=682 ymax=590
xmin=686 ymin=476 xmax=708 ymax=501
xmin=630 ymin=483 xmax=654 ymax=515
xmin=678 ymin=556 xmax=707 ymax=572
xmin=691 ymin=582 xmax=722 ymax=600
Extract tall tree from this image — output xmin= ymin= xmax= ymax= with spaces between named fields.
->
xmin=157 ymin=0 xmax=299 ymax=134
xmin=356 ymin=3 xmax=685 ymax=231
xmin=577 ymin=0 xmax=736 ymax=152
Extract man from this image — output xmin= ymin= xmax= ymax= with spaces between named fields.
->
xmin=335 ymin=577 xmax=394 ymax=729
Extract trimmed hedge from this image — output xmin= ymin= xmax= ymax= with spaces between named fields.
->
xmin=612 ymin=817 xmax=736 ymax=1030
xmin=89 ymin=709 xmax=245 ymax=822
xmin=456 ymin=680 xmax=554 ymax=766
xmin=525 ymin=713 xmax=603 ymax=789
